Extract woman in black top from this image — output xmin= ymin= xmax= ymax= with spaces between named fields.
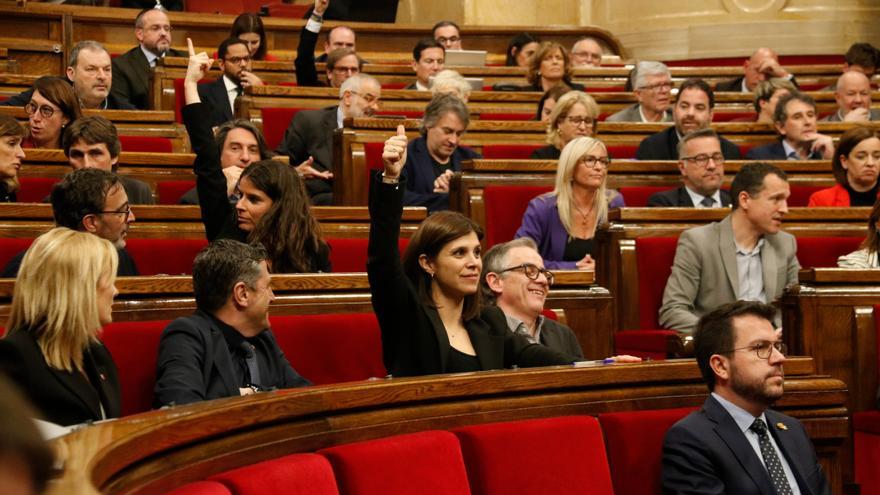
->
xmin=0 ymin=114 xmax=25 ymax=202
xmin=182 ymin=39 xmax=330 ymax=273
xmin=368 ymin=126 xmax=575 ymax=377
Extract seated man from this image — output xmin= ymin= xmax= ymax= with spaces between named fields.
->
xmin=570 ymin=37 xmax=603 ymax=68
xmin=715 ymin=47 xmax=796 ymax=93
xmin=111 ymin=8 xmax=186 ymax=109
xmin=433 ymin=20 xmax=462 ymax=50
xmin=1 ymin=41 xmax=134 ymax=110
xmin=752 ymin=78 xmax=797 ymax=124
xmin=401 ymin=93 xmax=480 ymax=212
xmin=154 ymin=239 xmax=310 ymax=407
xmin=663 ymin=300 xmax=831 ymax=495
xmin=406 ymin=39 xmax=445 ymax=91
xmin=295 ymin=0 xmax=360 ymax=88
xmin=636 ymin=78 xmax=741 ymax=160
xmin=647 ymin=128 xmax=733 ymax=208
xmin=62 ymin=116 xmax=154 ymax=205
xmin=481 ymin=238 xmax=584 ymax=359
xmin=659 ymin=163 xmax=799 ymax=334
xmin=2 ymin=169 xmax=138 ymax=277
xmin=746 ymin=92 xmax=834 ymax=160
xmin=606 ymin=61 xmax=673 ymax=123
xmin=198 ymin=37 xmax=264 ymax=128
xmin=278 ymin=74 xmax=381 ymax=205
xmin=822 ymin=71 xmax=880 ymax=122
xmin=824 ymin=42 xmax=878 ymax=91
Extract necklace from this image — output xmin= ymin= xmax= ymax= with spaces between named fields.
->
xmin=572 ymin=200 xmax=594 ymax=227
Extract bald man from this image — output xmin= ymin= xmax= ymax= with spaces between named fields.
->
xmin=715 ymin=48 xmax=797 ymax=93
xmin=822 ymin=71 xmax=880 ymax=122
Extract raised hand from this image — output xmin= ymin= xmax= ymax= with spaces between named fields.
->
xmin=382 ymin=125 xmax=408 ymax=179
xmin=184 ymin=38 xmax=214 ymax=105
xmin=314 ymin=0 xmax=329 ymax=16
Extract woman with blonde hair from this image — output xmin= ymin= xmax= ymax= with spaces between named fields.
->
xmin=0 ymin=114 xmax=25 ymax=202
xmin=531 ymin=91 xmax=599 ymax=159
xmin=523 ymin=42 xmax=584 ymax=92
xmin=516 ymin=136 xmax=625 ymax=269
xmin=0 ymin=227 xmax=121 ymax=426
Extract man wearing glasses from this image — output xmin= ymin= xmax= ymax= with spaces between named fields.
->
xmin=606 ymin=61 xmax=673 ymax=123
xmin=198 ymin=38 xmax=264 ymax=128
xmin=663 ymin=300 xmax=830 ymax=495
xmin=637 ymin=79 xmax=741 ymax=161
xmin=660 ymin=163 xmax=799 ymax=334
xmin=646 ymin=129 xmax=733 ymax=207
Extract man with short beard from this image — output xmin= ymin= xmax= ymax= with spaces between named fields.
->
xmin=662 ymin=300 xmax=831 ymax=495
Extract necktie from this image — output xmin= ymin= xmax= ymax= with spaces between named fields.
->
xmin=787 ymin=151 xmax=799 ymax=160
xmin=240 ymin=341 xmax=261 ymax=387
xmin=749 ymin=418 xmax=793 ymax=495
xmin=236 ymin=85 xmax=243 ymax=97
xmin=699 ymin=196 xmax=715 ymax=207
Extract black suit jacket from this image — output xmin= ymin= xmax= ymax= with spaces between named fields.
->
xmin=197 ymin=77 xmax=235 ymax=128
xmin=120 ymin=175 xmax=155 ymax=205
xmin=662 ymin=395 xmax=830 ymax=495
xmin=154 ymin=310 xmax=310 ymax=407
xmin=636 ymin=126 xmax=742 ymax=160
xmin=111 ymin=46 xmax=186 ymax=110
xmin=744 ymin=141 xmax=821 ymax=161
xmin=647 ymin=186 xmax=733 ymax=207
xmin=278 ymin=105 xmax=338 ymax=201
xmin=367 ymin=176 xmax=575 ymax=377
xmin=294 ymin=24 xmax=325 ymax=87
xmin=401 ymin=136 xmax=481 ymax=213
xmin=538 ymin=318 xmax=584 ymax=359
xmin=0 ymin=330 xmax=121 ymax=426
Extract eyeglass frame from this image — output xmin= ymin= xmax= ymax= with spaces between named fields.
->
xmin=720 ymin=340 xmax=787 ymax=360
xmin=681 ymin=152 xmax=726 ymax=168
xmin=561 ymin=115 xmax=595 ymax=127
xmin=98 ymin=204 xmax=133 ymax=218
xmin=497 ymin=263 xmax=555 ymax=286
xmin=578 ymin=154 xmax=611 ymax=169
xmin=637 ymin=81 xmax=673 ymax=92
xmin=24 ymin=101 xmax=58 ymax=119
xmin=224 ymin=55 xmax=252 ymax=65
xmin=349 ymin=90 xmax=380 ymax=104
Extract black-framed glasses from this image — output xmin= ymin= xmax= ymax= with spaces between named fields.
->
xmin=564 ymin=116 xmax=594 ymax=127
xmin=24 ymin=102 xmax=56 ymax=119
xmin=99 ymin=204 xmax=132 ymax=218
xmin=682 ymin=152 xmax=725 ymax=168
xmin=579 ymin=155 xmax=611 ymax=169
xmin=225 ymin=55 xmax=251 ymax=65
xmin=721 ymin=340 xmax=787 ymax=360
xmin=350 ymin=90 xmax=380 ymax=104
xmin=499 ymin=263 xmax=554 ymax=286
xmin=638 ymin=81 xmax=673 ymax=92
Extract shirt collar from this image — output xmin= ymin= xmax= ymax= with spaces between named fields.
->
xmin=503 ymin=311 xmax=545 ymax=343
xmin=735 ymin=237 xmax=765 ymax=256
xmin=336 ymin=105 xmax=345 ymax=129
xmin=140 ymin=45 xmax=161 ymax=66
xmin=415 ymin=81 xmax=430 ymax=91
xmin=683 ymin=184 xmax=722 ymax=207
xmin=222 ymin=74 xmax=239 ymax=93
xmin=712 ymin=392 xmax=767 ymax=434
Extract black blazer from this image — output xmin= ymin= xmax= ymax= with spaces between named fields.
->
xmin=0 ymin=330 xmax=121 ymax=426
xmin=277 ymin=105 xmax=338 ymax=200
xmin=647 ymin=186 xmax=733 ymax=207
xmin=746 ymin=141 xmax=793 ymax=160
xmin=663 ymin=395 xmax=830 ymax=495
xmin=197 ymin=77 xmax=235 ymax=128
xmin=636 ymin=126 xmax=742 ymax=160
xmin=537 ymin=318 xmax=584 ymax=359
xmin=401 ymin=136 xmax=481 ymax=213
xmin=111 ymin=46 xmax=186 ymax=110
xmin=294 ymin=24 xmax=325 ymax=87
xmin=367 ymin=176 xmax=575 ymax=377
xmin=530 ymin=145 xmax=560 ymax=160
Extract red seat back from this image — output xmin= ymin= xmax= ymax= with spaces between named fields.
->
xmin=635 ymin=237 xmax=680 ymax=330
xmin=789 ymin=185 xmax=828 ymax=207
xmin=119 ymin=135 xmax=173 ymax=153
xmin=210 ymin=453 xmax=339 ymax=495
xmin=598 ymin=407 xmax=698 ymax=495
xmin=173 ymin=78 xmax=211 ymax=123
xmin=125 ymin=239 xmax=209 ymax=275
xmin=0 ymin=238 xmax=34 ymax=273
xmin=478 ymin=112 xmax=534 ymax=121
xmin=712 ymin=111 xmax=756 ymax=122
xmin=264 ymin=2 xmax=310 ymax=18
xmin=617 ymin=186 xmax=670 ymax=207
xmin=319 ymin=430 xmax=472 ymax=495
xmin=101 ymin=320 xmax=171 ymax=416
xmin=606 ymin=144 xmax=637 ymax=159
xmin=157 ymin=180 xmax=196 ymax=205
xmin=327 ymin=237 xmax=409 ymax=273
xmin=261 ymin=107 xmax=304 ymax=151
xmin=483 ymin=185 xmax=553 ymax=247
xmin=454 ymin=416 xmax=613 ymax=495
xmin=796 ymin=237 xmax=863 ymax=268
xmin=18 ymin=177 xmax=58 ymax=203
xmin=481 ymin=144 xmax=543 ymax=159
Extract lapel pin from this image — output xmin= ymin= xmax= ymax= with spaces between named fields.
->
xmin=776 ymin=422 xmax=788 ymax=431
xmin=100 ymin=373 xmax=106 ymax=381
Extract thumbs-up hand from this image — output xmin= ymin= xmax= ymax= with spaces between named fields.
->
xmin=381 ymin=125 xmax=408 ymax=179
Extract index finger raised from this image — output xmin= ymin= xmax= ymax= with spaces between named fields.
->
xmin=187 ymin=37 xmax=196 ymax=57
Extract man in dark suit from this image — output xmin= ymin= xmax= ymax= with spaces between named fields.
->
xmin=295 ymin=0 xmax=361 ymax=88
xmin=110 ymin=8 xmax=186 ymax=109
xmin=637 ymin=78 xmax=741 ymax=161
xmin=746 ymin=92 xmax=834 ymax=161
xmin=647 ymin=128 xmax=733 ymax=208
xmin=715 ymin=47 xmax=797 ymax=93
xmin=278 ymin=74 xmax=381 ymax=205
xmin=198 ymin=37 xmax=264 ymax=128
xmin=405 ymin=38 xmax=445 ymax=91
xmin=663 ymin=300 xmax=831 ymax=495
xmin=154 ymin=239 xmax=311 ymax=408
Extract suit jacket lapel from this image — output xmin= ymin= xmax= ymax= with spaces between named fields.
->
xmin=133 ymin=48 xmax=151 ymax=96
xmin=677 ymin=187 xmax=695 ymax=207
xmin=217 ymin=78 xmax=234 ymax=122
xmin=705 ymin=397 xmax=776 ymax=494
xmin=426 ymin=307 xmax=451 ymax=371
xmin=665 ymin=128 xmax=680 ymax=159
xmin=719 ymin=216 xmax=740 ymax=297
xmin=467 ymin=319 xmax=503 ymax=371
xmin=321 ymin=106 xmax=338 ymax=163
xmin=208 ymin=321 xmax=241 ymax=396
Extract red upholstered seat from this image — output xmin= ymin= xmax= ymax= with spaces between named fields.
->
xmin=598 ymin=407 xmax=697 ymax=495
xmin=319 ymin=430 xmax=472 ymax=495
xmin=478 ymin=112 xmax=534 ymax=121
xmin=185 ymin=0 xmax=270 ymax=15
xmin=362 ymin=141 xmax=386 ymax=190
xmin=795 ymin=237 xmax=863 ymax=268
xmin=787 ymin=185 xmax=827 ymax=207
xmin=101 ymin=320 xmax=171 ymax=415
xmin=617 ymin=186 xmax=670 ymax=207
xmin=162 ymin=481 xmax=232 ymax=495
xmin=481 ymin=144 xmax=543 ymax=159
xmin=120 ymin=135 xmax=173 ymax=153
xmin=18 ymin=177 xmax=58 ymax=203
xmin=209 ymin=453 xmax=339 ymax=495
xmin=125 ymin=239 xmax=209 ymax=276
xmin=483 ymin=185 xmax=552 ymax=247
xmin=380 ymin=82 xmax=407 ymax=89
xmin=854 ymin=304 xmax=880 ymax=495
xmin=261 ymin=107 xmax=303 ymax=151
xmin=269 ymin=313 xmax=386 ymax=385
xmin=327 ymin=237 xmax=408 ymax=272
xmin=712 ymin=111 xmax=756 ymax=122
xmin=0 ymin=238 xmax=33 ymax=273
xmin=606 ymin=144 xmax=637 ymax=159
xmin=453 ymin=416 xmax=613 ymax=495
xmin=157 ymin=180 xmax=196 ymax=205
xmin=263 ymin=2 xmax=310 ymax=18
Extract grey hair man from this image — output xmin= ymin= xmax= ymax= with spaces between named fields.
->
xmin=606 ymin=61 xmax=673 ymax=123
xmin=571 ymin=37 xmax=603 ymax=68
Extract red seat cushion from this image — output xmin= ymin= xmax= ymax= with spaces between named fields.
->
xmin=125 ymin=239 xmax=208 ymax=276
xmin=269 ymin=313 xmax=386 ymax=385
xmin=18 ymin=177 xmax=58 ymax=203
xmin=483 ymin=185 xmax=553 ymax=247
xmin=327 ymin=237 xmax=408 ymax=273
xmin=606 ymin=145 xmax=637 ymax=159
xmin=120 ymin=135 xmax=173 ymax=153
xmin=453 ymin=416 xmax=613 ymax=495
xmin=319 ymin=430 xmax=472 ymax=495
xmin=481 ymin=144 xmax=543 ymax=159
xmin=712 ymin=111 xmax=756 ymax=122
xmin=209 ymin=453 xmax=339 ymax=495
xmin=157 ymin=180 xmax=196 ymax=205
xmin=788 ymin=185 xmax=828 ymax=207
xmin=101 ymin=320 xmax=171 ymax=416
xmin=636 ymin=237 xmax=680 ymax=330
xmin=795 ymin=237 xmax=863 ymax=268
xmin=264 ymin=3 xmax=310 ymax=18
xmin=855 ymin=410 xmax=880 ymax=495
xmin=0 ymin=238 xmax=34 ymax=273
xmin=261 ymin=107 xmax=304 ymax=151
xmin=599 ymin=407 xmax=700 ymax=495
xmin=162 ymin=481 xmax=232 ymax=495
xmin=617 ymin=186 xmax=670 ymax=207
xmin=380 ymin=82 xmax=407 ymax=90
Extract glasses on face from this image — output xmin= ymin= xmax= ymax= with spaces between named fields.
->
xmin=24 ymin=102 xmax=57 ymax=119
xmin=333 ymin=66 xmax=359 ymax=74
xmin=225 ymin=55 xmax=251 ymax=65
xmin=682 ymin=152 xmax=725 ymax=168
xmin=99 ymin=204 xmax=132 ymax=218
xmin=436 ymin=36 xmax=460 ymax=45
xmin=579 ymin=155 xmax=611 ymax=169
xmin=145 ymin=24 xmax=172 ymax=33
xmin=350 ymin=90 xmax=380 ymax=104
xmin=563 ymin=116 xmax=594 ymax=127
xmin=499 ymin=263 xmax=555 ymax=286
xmin=722 ymin=340 xmax=787 ymax=360
xmin=639 ymin=81 xmax=673 ymax=92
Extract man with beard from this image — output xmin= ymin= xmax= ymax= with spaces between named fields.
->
xmin=636 ymin=78 xmax=740 ymax=160
xmin=659 ymin=163 xmax=799 ymax=334
xmin=646 ymin=128 xmax=733 ymax=207
xmin=198 ymin=38 xmax=264 ymax=128
xmin=662 ymin=300 xmax=831 ymax=495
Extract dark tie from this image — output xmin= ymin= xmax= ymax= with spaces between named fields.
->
xmin=240 ymin=341 xmax=261 ymax=387
xmin=787 ymin=151 xmax=799 ymax=160
xmin=699 ymin=196 xmax=715 ymax=207
xmin=750 ymin=418 xmax=793 ymax=495
xmin=236 ymin=85 xmax=244 ymax=97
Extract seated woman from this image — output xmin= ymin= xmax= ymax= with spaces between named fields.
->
xmin=536 ymin=84 xmax=572 ymax=123
xmin=230 ymin=13 xmax=279 ymax=61
xmin=516 ymin=136 xmax=625 ymax=270
xmin=0 ymin=114 xmax=25 ymax=202
xmin=0 ymin=227 xmax=120 ymax=426
xmin=531 ymin=91 xmax=599 ymax=159
xmin=808 ymin=126 xmax=880 ymax=207
xmin=368 ymin=126 xmax=576 ymax=377
xmin=183 ymin=38 xmax=330 ymax=273
xmin=839 ymin=197 xmax=880 ymax=268
xmin=523 ymin=42 xmax=584 ymax=93
xmin=505 ymin=33 xmax=540 ymax=68
xmin=24 ymin=76 xmax=82 ymax=149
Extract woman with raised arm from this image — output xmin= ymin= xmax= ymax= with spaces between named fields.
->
xmin=181 ymin=38 xmax=330 ymax=273
xmin=367 ymin=125 xmax=576 ymax=377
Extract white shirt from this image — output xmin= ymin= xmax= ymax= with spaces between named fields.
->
xmin=684 ymin=185 xmax=722 ymax=208
xmin=140 ymin=45 xmax=161 ymax=68
xmin=735 ymin=237 xmax=767 ymax=302
xmin=336 ymin=106 xmax=345 ymax=129
xmin=222 ymin=75 xmax=240 ymax=116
